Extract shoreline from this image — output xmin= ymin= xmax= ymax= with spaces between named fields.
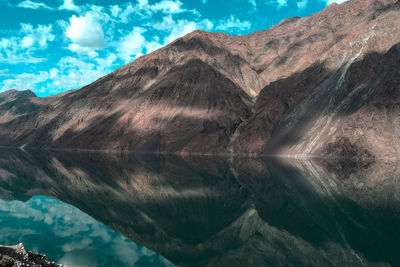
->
xmin=0 ymin=243 xmax=63 ymax=267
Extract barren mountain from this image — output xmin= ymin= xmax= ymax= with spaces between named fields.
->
xmin=2 ymin=0 xmax=400 ymax=157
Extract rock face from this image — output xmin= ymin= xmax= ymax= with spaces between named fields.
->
xmin=1 ymin=0 xmax=400 ymax=157
xmin=0 ymin=90 xmax=39 ymax=123
xmin=0 ymin=243 xmax=63 ymax=267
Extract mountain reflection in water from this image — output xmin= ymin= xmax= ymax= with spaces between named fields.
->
xmin=0 ymin=149 xmax=399 ymax=266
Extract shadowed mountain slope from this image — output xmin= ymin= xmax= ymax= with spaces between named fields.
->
xmin=2 ymin=0 xmax=400 ymax=157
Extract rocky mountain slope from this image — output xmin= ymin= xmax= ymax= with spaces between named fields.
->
xmin=1 ymin=0 xmax=400 ymax=157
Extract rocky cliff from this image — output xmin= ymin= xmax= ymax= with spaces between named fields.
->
xmin=1 ymin=0 xmax=400 ymax=157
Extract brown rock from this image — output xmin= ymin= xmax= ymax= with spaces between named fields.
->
xmin=1 ymin=0 xmax=400 ymax=157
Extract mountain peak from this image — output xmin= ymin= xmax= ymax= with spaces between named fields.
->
xmin=0 ymin=89 xmax=36 ymax=103
xmin=1 ymin=1 xmax=400 ymax=158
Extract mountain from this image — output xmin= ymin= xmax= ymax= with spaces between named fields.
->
xmin=1 ymin=0 xmax=400 ymax=157
xmin=0 ymin=89 xmax=36 ymax=102
xmin=0 ymin=89 xmax=41 ymax=123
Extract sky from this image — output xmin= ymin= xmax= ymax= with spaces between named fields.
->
xmin=0 ymin=0 xmax=345 ymax=97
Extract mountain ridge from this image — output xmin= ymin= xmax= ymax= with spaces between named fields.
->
xmin=1 ymin=0 xmax=400 ymax=157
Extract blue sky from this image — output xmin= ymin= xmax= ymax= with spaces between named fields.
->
xmin=0 ymin=0 xmax=343 ymax=97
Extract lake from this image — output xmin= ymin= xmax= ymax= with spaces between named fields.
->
xmin=0 ymin=149 xmax=399 ymax=266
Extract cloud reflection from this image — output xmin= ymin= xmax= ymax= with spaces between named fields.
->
xmin=0 ymin=195 xmax=174 ymax=267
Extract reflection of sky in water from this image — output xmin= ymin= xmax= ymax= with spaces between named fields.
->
xmin=0 ymin=196 xmax=174 ymax=267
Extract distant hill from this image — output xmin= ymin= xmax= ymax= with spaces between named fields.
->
xmin=0 ymin=89 xmax=36 ymax=103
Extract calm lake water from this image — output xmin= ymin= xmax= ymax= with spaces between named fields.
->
xmin=0 ymin=149 xmax=399 ymax=266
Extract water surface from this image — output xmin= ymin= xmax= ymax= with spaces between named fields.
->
xmin=0 ymin=196 xmax=172 ymax=266
xmin=0 ymin=150 xmax=399 ymax=266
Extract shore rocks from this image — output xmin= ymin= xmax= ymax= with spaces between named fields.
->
xmin=0 ymin=244 xmax=63 ymax=267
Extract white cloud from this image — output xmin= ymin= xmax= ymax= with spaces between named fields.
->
xmin=50 ymin=55 xmax=116 ymax=91
xmin=0 ymin=23 xmax=54 ymax=64
xmin=145 ymin=40 xmax=163 ymax=54
xmin=112 ymin=0 xmax=188 ymax=24
xmin=17 ymin=0 xmax=53 ymax=10
xmin=68 ymin=43 xmax=99 ymax=58
xmin=0 ymin=44 xmax=45 ymax=64
xmin=215 ymin=15 xmax=251 ymax=33
xmin=49 ymin=68 xmax=58 ymax=79
xmin=20 ymin=23 xmax=55 ymax=48
xmin=164 ymin=21 xmax=198 ymax=44
xmin=265 ymin=0 xmax=288 ymax=7
xmin=152 ymin=15 xmax=213 ymax=44
xmin=109 ymin=5 xmax=121 ymax=17
xmin=0 ymin=69 xmax=10 ymax=77
xmin=1 ymin=71 xmax=50 ymax=91
xmin=326 ymin=0 xmax=347 ymax=4
xmin=64 ymin=5 xmax=114 ymax=57
xmin=0 ymin=53 xmax=118 ymax=94
xmin=276 ymin=0 xmax=288 ymax=7
xmin=297 ymin=0 xmax=308 ymax=8
xmin=136 ymin=0 xmax=185 ymax=14
xmin=117 ymin=27 xmax=147 ymax=63
xmin=119 ymin=4 xmax=136 ymax=23
xmin=150 ymin=0 xmax=185 ymax=14
xmin=152 ymin=15 xmax=176 ymax=31
xmin=66 ymin=13 xmax=105 ymax=50
xmin=249 ymin=0 xmax=257 ymax=9
xmin=59 ymin=0 xmax=80 ymax=12
xmin=93 ymin=53 xmax=117 ymax=69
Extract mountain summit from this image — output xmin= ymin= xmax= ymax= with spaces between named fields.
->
xmin=1 ymin=0 xmax=400 ymax=157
